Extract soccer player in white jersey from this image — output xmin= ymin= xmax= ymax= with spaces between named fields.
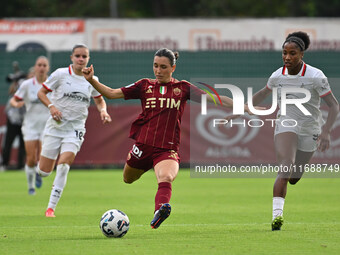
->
xmin=247 ymin=32 xmax=339 ymax=230
xmin=10 ymin=56 xmax=50 ymax=195
xmin=37 ymin=44 xmax=112 ymax=217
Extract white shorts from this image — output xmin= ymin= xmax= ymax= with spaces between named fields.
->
xmin=275 ymin=120 xmax=319 ymax=152
xmin=40 ymin=134 xmax=84 ymax=160
xmin=22 ymin=121 xmax=46 ymax=141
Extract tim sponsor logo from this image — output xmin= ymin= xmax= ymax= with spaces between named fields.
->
xmin=145 ymin=98 xmax=181 ymax=110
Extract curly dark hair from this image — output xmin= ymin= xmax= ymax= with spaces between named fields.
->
xmin=283 ymin=31 xmax=311 ymax=51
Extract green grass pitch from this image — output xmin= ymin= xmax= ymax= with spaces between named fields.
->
xmin=1 ymin=169 xmax=339 ymax=254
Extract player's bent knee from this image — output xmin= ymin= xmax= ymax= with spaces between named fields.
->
xmin=158 ymin=174 xmax=175 ymax=183
xmin=123 ymin=175 xmax=138 ymax=184
xmin=277 ymin=170 xmax=291 ymax=180
xmin=36 ymin=166 xmax=52 ymax=177
xmin=123 ymin=178 xmax=133 ymax=184
xmin=289 ymin=178 xmax=300 ymax=185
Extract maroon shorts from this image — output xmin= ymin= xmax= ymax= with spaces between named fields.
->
xmin=126 ymin=142 xmax=180 ymax=171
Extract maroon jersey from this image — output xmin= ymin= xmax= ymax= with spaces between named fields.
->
xmin=121 ymin=78 xmax=204 ymax=150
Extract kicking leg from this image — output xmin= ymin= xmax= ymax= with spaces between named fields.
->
xmin=150 ymin=159 xmax=178 ymax=229
xmin=123 ymin=163 xmax=146 ymax=184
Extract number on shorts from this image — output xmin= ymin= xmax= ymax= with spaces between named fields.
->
xmin=75 ymin=130 xmax=84 ymax=140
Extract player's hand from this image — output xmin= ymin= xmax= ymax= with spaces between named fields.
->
xmin=16 ymin=101 xmax=25 ymax=108
xmin=317 ymin=130 xmax=330 ymax=152
xmin=82 ymin=65 xmax=94 ymax=81
xmin=49 ymin=105 xmax=63 ymax=122
xmin=100 ymin=110 xmax=112 ymax=124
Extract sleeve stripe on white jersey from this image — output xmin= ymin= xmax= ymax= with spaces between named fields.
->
xmin=320 ymin=90 xmax=332 ymax=98
xmin=42 ymin=83 xmax=52 ymax=92
xmin=266 ymin=84 xmax=272 ymax=90
xmin=14 ymin=95 xmax=23 ymax=100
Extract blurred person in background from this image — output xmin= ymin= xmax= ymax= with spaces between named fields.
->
xmin=0 ymin=62 xmax=28 ymax=171
xmin=9 ymin=56 xmax=50 ymax=195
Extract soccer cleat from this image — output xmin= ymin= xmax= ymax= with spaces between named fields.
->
xmin=45 ymin=208 xmax=56 ymax=218
xmin=150 ymin=203 xmax=171 ymax=229
xmin=272 ymin=216 xmax=284 ymax=231
xmin=28 ymin=188 xmax=36 ymax=195
xmin=35 ymin=173 xmax=43 ymax=188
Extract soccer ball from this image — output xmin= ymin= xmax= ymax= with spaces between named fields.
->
xmin=99 ymin=209 xmax=130 ymax=238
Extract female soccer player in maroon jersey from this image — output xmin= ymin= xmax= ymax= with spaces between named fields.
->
xmin=83 ymin=48 xmax=254 ymax=229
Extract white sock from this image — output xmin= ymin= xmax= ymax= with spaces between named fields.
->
xmin=25 ymin=164 xmax=36 ymax=190
xmin=272 ymin=197 xmax=285 ymax=220
xmin=47 ymin=164 xmax=70 ymax=210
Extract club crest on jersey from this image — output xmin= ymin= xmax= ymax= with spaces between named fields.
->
xmin=173 ymin=87 xmax=181 ymax=96
xmin=160 ymin=86 xmax=167 ymax=95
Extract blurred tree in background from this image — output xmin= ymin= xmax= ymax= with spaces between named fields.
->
xmin=1 ymin=0 xmax=340 ymax=18
xmin=1 ymin=0 xmax=111 ymax=17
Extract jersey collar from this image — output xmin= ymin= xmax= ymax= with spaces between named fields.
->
xmin=156 ymin=77 xmax=175 ymax=86
xmin=33 ymin=76 xmax=42 ymax=85
xmin=282 ymin=62 xmax=307 ymax=76
xmin=68 ymin=65 xmax=73 ymax=75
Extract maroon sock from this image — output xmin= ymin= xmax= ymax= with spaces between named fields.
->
xmin=154 ymin=182 xmax=172 ymax=212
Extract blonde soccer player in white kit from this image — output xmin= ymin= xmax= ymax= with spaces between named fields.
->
xmin=37 ymin=44 xmax=112 ymax=217
xmin=10 ymin=56 xmax=50 ymax=195
xmin=248 ymin=32 xmax=339 ymax=230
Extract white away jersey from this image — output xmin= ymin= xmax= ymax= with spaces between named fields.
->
xmin=42 ymin=65 xmax=101 ymax=135
xmin=14 ymin=77 xmax=50 ymax=134
xmin=267 ymin=63 xmax=331 ymax=135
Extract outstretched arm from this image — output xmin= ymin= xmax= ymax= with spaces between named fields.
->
xmin=82 ymin=65 xmax=124 ymax=99
xmin=318 ymin=93 xmax=339 ymax=152
xmin=207 ymin=92 xmax=266 ymax=115
xmin=224 ymin=86 xmax=271 ymax=120
xmin=207 ymin=94 xmax=233 ymax=108
xmin=251 ymin=86 xmax=272 ymax=106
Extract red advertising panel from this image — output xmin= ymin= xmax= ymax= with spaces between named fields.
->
xmin=0 ymin=20 xmax=84 ymax=34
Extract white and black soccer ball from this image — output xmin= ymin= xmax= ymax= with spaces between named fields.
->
xmin=99 ymin=209 xmax=130 ymax=238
